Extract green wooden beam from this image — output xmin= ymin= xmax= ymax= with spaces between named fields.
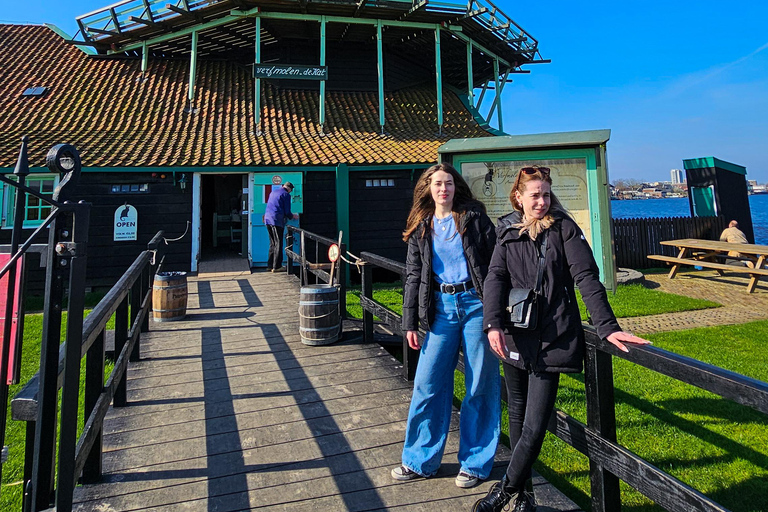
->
xmin=254 ymin=16 xmax=261 ymax=134
xmin=492 ymin=57 xmax=500 ymax=127
xmin=435 ymin=28 xmax=443 ymax=132
xmin=449 ymin=30 xmax=511 ymax=69
xmin=188 ymin=30 xmax=198 ymax=103
xmin=335 ymin=163 xmax=350 ymax=284
xmin=320 ymin=16 xmax=327 ymax=131
xmin=110 ymin=11 xmax=243 ymax=53
xmin=377 ymin=19 xmax=385 ymax=133
xmin=141 ymin=41 xmax=148 ymax=73
xmin=466 ymin=39 xmax=474 ymax=105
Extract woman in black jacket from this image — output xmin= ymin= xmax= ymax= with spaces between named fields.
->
xmin=473 ymin=166 xmax=649 ymax=512
xmin=392 ymin=163 xmax=500 ymax=489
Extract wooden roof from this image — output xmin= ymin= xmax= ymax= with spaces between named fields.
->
xmin=0 ymin=24 xmax=494 ymax=169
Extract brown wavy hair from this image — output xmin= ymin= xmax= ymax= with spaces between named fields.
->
xmin=402 ymin=163 xmax=484 ymax=241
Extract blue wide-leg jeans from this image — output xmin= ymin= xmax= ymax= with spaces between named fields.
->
xmin=401 ymin=289 xmax=501 ymax=478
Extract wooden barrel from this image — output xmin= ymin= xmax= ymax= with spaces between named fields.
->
xmin=299 ymin=284 xmax=340 ymax=346
xmin=153 ymin=271 xmax=188 ymax=322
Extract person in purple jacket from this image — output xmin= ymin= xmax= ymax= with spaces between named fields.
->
xmin=264 ymin=182 xmax=299 ymax=272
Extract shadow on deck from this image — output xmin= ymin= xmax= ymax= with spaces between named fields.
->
xmin=73 ymin=271 xmax=580 ymax=511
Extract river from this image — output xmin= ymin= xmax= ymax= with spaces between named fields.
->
xmin=610 ymin=195 xmax=768 ymax=245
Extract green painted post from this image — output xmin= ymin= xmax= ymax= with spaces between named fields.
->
xmin=320 ymin=16 xmax=327 ymax=131
xmin=188 ymin=31 xmax=198 ymax=103
xmin=494 ymin=57 xmax=502 ymax=132
xmin=435 ymin=27 xmax=443 ymax=132
xmin=335 ymin=163 xmax=350 ymax=285
xmin=376 ymin=20 xmax=385 ymax=133
xmin=141 ymin=41 xmax=148 ymax=74
xmin=466 ymin=39 xmax=474 ymax=105
xmin=255 ymin=16 xmax=261 ymax=134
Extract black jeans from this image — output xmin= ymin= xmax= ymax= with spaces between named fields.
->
xmin=266 ymin=224 xmax=284 ymax=270
xmin=501 ymin=362 xmax=560 ymax=490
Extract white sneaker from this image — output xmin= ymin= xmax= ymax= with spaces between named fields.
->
xmin=455 ymin=471 xmax=479 ymax=488
xmin=391 ymin=465 xmax=421 ymax=481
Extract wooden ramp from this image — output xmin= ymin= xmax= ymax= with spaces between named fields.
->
xmin=73 ymin=271 xmax=580 ymax=511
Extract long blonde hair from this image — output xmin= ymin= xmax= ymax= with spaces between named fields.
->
xmin=402 ymin=163 xmax=484 ymax=241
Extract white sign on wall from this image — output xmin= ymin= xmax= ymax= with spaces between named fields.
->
xmin=114 ymin=204 xmax=138 ymax=241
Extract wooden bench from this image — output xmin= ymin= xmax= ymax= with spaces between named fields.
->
xmin=647 ymin=254 xmax=768 ymax=292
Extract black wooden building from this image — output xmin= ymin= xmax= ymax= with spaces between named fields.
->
xmin=0 ymin=0 xmax=545 ymax=288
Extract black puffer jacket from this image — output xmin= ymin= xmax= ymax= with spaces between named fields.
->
xmin=402 ymin=206 xmax=496 ymax=332
xmin=483 ymin=210 xmax=620 ymax=373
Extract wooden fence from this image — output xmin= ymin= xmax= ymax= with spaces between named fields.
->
xmin=349 ymin=244 xmax=765 ymax=512
xmin=11 ymin=231 xmax=165 ymax=511
xmin=613 ymin=215 xmax=728 ymax=269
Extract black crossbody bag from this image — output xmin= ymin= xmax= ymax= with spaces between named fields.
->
xmin=505 ymin=231 xmax=548 ymax=330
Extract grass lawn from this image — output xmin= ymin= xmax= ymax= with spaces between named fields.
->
xmin=1 ymin=309 xmax=116 ymax=511
xmin=348 ymin=283 xmax=764 ymax=511
xmin=532 ymin=320 xmax=768 ymax=512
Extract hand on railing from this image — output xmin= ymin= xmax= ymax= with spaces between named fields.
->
xmin=605 ymin=331 xmax=652 ymax=353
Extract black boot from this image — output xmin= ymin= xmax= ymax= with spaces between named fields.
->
xmin=472 ymin=476 xmax=516 ymax=512
xmin=513 ymin=490 xmax=536 ymax=512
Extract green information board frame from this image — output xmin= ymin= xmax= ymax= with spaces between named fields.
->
xmin=438 ymin=130 xmax=616 ymax=291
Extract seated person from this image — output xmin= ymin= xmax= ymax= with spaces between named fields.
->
xmin=719 ymin=220 xmax=748 ymax=261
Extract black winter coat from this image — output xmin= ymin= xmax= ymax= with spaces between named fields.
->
xmin=483 ymin=210 xmax=621 ymax=373
xmin=402 ymin=206 xmax=496 ymax=332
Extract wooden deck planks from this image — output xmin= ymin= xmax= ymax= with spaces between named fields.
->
xmin=73 ymin=270 xmax=580 ymax=511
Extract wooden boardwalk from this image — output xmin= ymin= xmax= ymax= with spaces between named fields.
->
xmin=73 ymin=270 xmax=579 ymax=511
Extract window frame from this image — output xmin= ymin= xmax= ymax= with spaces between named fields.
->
xmin=1 ymin=174 xmax=60 ymax=229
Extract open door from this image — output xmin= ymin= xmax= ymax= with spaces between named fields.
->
xmin=249 ymin=172 xmax=303 ymax=267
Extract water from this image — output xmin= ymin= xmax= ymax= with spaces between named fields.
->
xmin=611 ymin=195 xmax=768 ymax=245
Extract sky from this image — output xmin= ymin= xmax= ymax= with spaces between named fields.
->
xmin=3 ymin=1 xmax=768 ymax=183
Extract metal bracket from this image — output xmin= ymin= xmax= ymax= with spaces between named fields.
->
xmin=55 ymin=242 xmax=86 ymax=258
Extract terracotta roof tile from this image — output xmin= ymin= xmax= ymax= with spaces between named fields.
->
xmin=0 ymin=24 xmax=494 ymax=168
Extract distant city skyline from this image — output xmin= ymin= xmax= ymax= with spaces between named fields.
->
xmin=3 ymin=1 xmax=767 ymax=182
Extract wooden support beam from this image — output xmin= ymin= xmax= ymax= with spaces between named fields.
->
xmin=141 ymin=41 xmax=148 ymax=73
xmin=86 ymin=26 xmax=120 ymax=37
xmin=188 ymin=31 xmax=198 ymax=104
xmin=466 ymin=39 xmax=473 ymax=105
xmin=166 ymin=3 xmax=200 ymax=20
xmin=400 ymin=0 xmax=428 ymax=20
xmin=109 ymin=7 xmax=123 ymax=34
xmin=376 ymin=19 xmax=385 ymax=133
xmin=435 ymin=28 xmax=443 ymax=132
xmin=461 ymin=7 xmax=487 ymax=20
xmin=319 ymin=16 xmax=327 ymax=131
xmin=254 ymin=16 xmax=261 ymax=134
xmin=141 ymin=0 xmax=155 ymax=22
xmin=129 ymin=16 xmax=159 ymax=28
xmin=354 ymin=0 xmax=369 ymax=17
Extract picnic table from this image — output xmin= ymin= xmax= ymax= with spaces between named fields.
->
xmin=647 ymin=238 xmax=768 ymax=293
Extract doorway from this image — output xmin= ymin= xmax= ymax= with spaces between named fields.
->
xmin=200 ymin=174 xmax=248 ymax=261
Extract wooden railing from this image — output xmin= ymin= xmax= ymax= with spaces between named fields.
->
xmin=11 ymin=231 xmax=165 ymax=511
xmin=613 ymin=215 xmax=728 ymax=269
xmin=354 ymin=245 xmax=766 ymax=512
xmin=285 ymin=226 xmax=346 ymax=318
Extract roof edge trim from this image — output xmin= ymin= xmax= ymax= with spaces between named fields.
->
xmin=438 ymin=129 xmax=612 ymax=155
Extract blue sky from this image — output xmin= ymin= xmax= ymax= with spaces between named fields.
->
xmin=4 ymin=1 xmax=768 ymax=183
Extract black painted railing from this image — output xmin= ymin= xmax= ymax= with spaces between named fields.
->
xmin=354 ymin=246 xmax=765 ymax=512
xmin=11 ymin=231 xmax=165 ymax=511
xmin=285 ymin=226 xmax=346 ymax=319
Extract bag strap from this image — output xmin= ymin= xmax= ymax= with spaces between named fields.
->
xmin=534 ymin=230 xmax=549 ymax=295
